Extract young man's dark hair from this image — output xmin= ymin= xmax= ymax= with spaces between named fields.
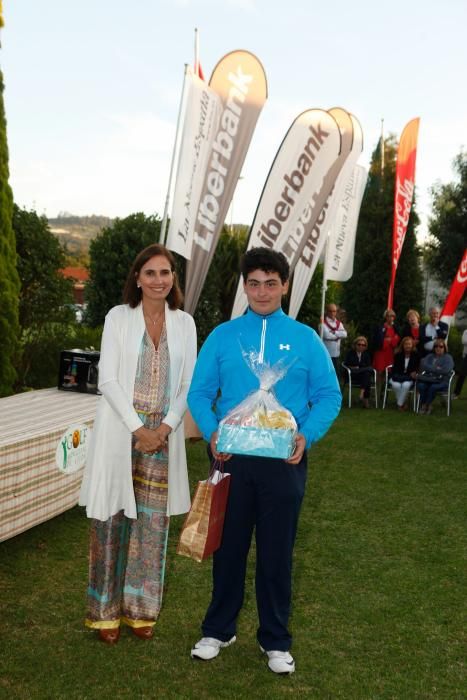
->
xmin=240 ymin=247 xmax=290 ymax=283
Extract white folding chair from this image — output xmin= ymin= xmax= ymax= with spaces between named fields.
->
xmin=414 ymin=370 xmax=456 ymax=416
xmin=382 ymin=365 xmax=416 ymax=411
xmin=341 ymin=363 xmax=378 ymax=408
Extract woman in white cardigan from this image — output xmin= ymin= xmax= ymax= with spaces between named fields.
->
xmin=79 ymin=244 xmax=197 ymax=644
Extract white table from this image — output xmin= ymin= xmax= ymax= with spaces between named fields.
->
xmin=0 ymin=388 xmax=99 ymax=542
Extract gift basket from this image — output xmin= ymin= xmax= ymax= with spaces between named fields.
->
xmin=216 ymin=349 xmax=297 ymax=459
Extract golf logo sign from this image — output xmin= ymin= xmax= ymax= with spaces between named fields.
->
xmin=55 ymin=423 xmax=91 ymax=474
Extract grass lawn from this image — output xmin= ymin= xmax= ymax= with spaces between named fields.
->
xmin=1 ymin=395 xmax=466 ymax=699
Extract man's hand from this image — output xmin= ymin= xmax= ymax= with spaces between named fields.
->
xmin=210 ymin=431 xmax=232 ymax=462
xmin=286 ymin=433 xmax=306 ymax=465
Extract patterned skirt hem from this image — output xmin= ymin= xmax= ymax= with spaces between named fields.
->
xmin=121 ymin=616 xmax=157 ymax=628
xmin=85 ymin=618 xmax=120 ymax=630
xmin=85 ymin=617 xmax=157 ymax=629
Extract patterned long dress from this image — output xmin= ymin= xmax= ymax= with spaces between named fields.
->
xmin=85 ymin=326 xmax=171 ymax=630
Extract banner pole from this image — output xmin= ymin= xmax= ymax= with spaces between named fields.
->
xmin=159 ymin=63 xmax=189 ymax=245
xmin=194 ymin=27 xmax=200 ymax=75
xmin=319 ymin=236 xmax=329 ymax=339
xmin=380 ymin=118 xmax=384 ymax=177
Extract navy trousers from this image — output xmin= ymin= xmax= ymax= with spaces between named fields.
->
xmin=418 ymin=380 xmax=448 ymax=405
xmin=202 ymin=451 xmax=307 ymax=651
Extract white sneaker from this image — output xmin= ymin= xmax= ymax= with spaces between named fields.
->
xmin=191 ymin=636 xmax=236 ymax=660
xmin=260 ymin=646 xmax=295 ymax=674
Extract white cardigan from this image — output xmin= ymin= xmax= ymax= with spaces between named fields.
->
xmin=79 ymin=303 xmax=197 ymax=521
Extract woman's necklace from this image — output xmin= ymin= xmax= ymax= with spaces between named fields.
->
xmin=143 ymin=306 xmax=164 ymax=327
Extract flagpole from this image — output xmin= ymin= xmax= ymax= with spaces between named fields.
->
xmin=194 ymin=27 xmax=200 ymax=75
xmin=319 ymin=235 xmax=330 ymax=339
xmin=159 ymin=63 xmax=189 ymax=245
xmin=380 ymin=118 xmax=384 ymax=177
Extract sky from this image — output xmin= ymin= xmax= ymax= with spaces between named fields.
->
xmin=1 ymin=0 xmax=466 ymax=241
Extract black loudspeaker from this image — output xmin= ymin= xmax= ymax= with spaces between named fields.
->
xmin=58 ymin=349 xmax=100 ymax=394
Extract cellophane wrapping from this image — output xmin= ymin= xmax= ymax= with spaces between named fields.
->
xmin=217 ymin=350 xmax=297 ymax=459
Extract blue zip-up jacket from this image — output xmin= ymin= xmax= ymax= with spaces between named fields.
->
xmin=188 ymin=307 xmax=342 ymax=449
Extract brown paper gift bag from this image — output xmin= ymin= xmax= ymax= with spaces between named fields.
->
xmin=177 ymin=465 xmax=231 ymax=563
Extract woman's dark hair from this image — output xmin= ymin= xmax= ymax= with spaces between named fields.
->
xmin=123 ymin=244 xmax=183 ymax=310
xmin=240 ymin=247 xmax=290 ymax=283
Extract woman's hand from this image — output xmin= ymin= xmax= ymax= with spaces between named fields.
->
xmin=134 ymin=423 xmax=172 ymax=454
xmin=286 ymin=433 xmax=306 ymax=465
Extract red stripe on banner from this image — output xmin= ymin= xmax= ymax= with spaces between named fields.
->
xmin=195 ymin=61 xmax=205 ymax=81
xmin=387 ymin=118 xmax=420 ymax=309
xmin=441 ymin=248 xmax=467 ymax=319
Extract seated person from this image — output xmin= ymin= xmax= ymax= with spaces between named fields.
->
xmin=419 ymin=307 xmax=448 ymax=357
xmin=343 ymin=336 xmax=373 ymax=408
xmin=389 ymin=336 xmax=420 ymax=411
xmin=417 ymin=339 xmax=454 ymax=414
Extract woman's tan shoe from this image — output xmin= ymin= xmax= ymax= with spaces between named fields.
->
xmin=132 ymin=626 xmax=154 ymax=640
xmin=99 ymin=628 xmax=120 ymax=645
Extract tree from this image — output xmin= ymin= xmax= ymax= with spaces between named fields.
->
xmin=294 ymin=265 xmax=343 ymax=332
xmin=194 ymin=225 xmax=249 ymax=345
xmin=13 ymin=205 xmax=75 ymax=389
xmin=341 ymin=135 xmax=423 ymax=344
xmin=85 ymin=213 xmax=162 ymax=326
xmin=427 ymin=151 xmax=467 ymax=313
xmin=0 ymin=69 xmax=20 ymax=396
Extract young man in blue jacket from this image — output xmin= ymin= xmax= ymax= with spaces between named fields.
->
xmin=188 ymin=247 xmax=341 ymax=675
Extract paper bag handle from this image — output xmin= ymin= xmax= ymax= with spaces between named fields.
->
xmin=208 ymin=458 xmax=226 ymax=481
